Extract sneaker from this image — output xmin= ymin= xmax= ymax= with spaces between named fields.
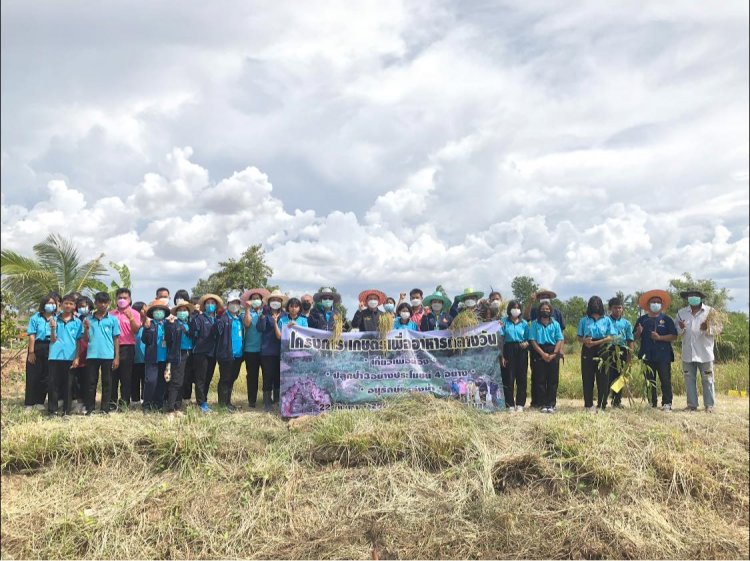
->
xmin=199 ymin=402 xmax=211 ymax=414
xmin=226 ymin=404 xmax=238 ymax=413
xmin=705 ymin=406 xmax=715 ymax=414
xmin=548 ymin=407 xmax=556 ymax=414
xmin=34 ymin=404 xmax=46 ymax=411
xmin=516 ymin=406 xmax=524 ymax=413
xmin=662 ymin=404 xmax=672 ymax=412
xmin=541 ymin=407 xmax=550 ymax=413
xmin=586 ymin=406 xmax=597 ymax=413
xmin=25 ymin=406 xmax=33 ymax=412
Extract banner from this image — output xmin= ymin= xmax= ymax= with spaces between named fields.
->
xmin=279 ymin=321 xmax=505 ymax=417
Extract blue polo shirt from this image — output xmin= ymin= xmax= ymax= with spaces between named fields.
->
xmin=229 ymin=313 xmax=244 ymax=358
xmin=577 ymin=316 xmax=615 ymax=339
xmin=154 ymin=320 xmax=168 ymax=362
xmin=278 ymin=315 xmax=308 ymax=328
xmin=503 ymin=319 xmax=529 ymax=343
xmin=134 ymin=326 xmax=146 ymax=364
xmin=49 ymin=315 xmax=83 ymax=361
xmin=529 ymin=319 xmax=564 ymax=346
xmin=26 ymin=313 xmax=52 ymax=341
xmin=393 ymin=319 xmax=419 ymax=330
xmin=636 ymin=313 xmax=677 ymax=363
xmin=243 ymin=309 xmax=263 ymax=353
xmin=86 ymin=312 xmax=121 ymax=360
xmin=609 ymin=316 xmax=634 ymax=348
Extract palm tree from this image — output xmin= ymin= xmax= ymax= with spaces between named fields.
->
xmin=1 ymin=234 xmax=108 ymax=312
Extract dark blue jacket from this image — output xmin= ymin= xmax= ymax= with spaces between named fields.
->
xmin=256 ymin=311 xmax=286 ymax=356
xmin=141 ymin=320 xmax=168 ymax=364
xmin=213 ymin=311 xmax=243 ymax=362
xmin=164 ymin=321 xmax=188 ymax=364
xmin=190 ymin=313 xmax=217 ymax=356
xmin=420 ymin=311 xmax=453 ymax=331
xmin=308 ymin=307 xmax=350 ymax=332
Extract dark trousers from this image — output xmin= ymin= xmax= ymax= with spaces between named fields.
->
xmin=501 ymin=342 xmax=528 ymax=408
xmin=581 ymin=344 xmax=608 ymax=408
xmin=110 ymin=345 xmax=135 ymax=408
xmin=24 ymin=341 xmax=50 ymax=406
xmin=144 ymin=362 xmax=167 ymax=410
xmin=165 ymin=351 xmax=189 ymax=412
xmin=528 ymin=349 xmax=540 ymax=407
xmin=644 ymin=360 xmax=673 ymax=407
xmin=181 ymin=352 xmax=196 ymax=400
xmin=217 ymin=357 xmax=243 ymax=406
xmin=131 ymin=363 xmax=145 ymax=402
xmin=86 ymin=358 xmax=113 ymax=412
xmin=191 ymin=354 xmax=216 ymax=405
xmin=48 ymin=360 xmax=73 ymax=414
xmin=260 ymin=355 xmax=281 ymax=402
xmin=70 ymin=366 xmax=86 ymax=402
xmin=531 ymin=344 xmax=560 ymax=409
xmin=244 ymin=351 xmax=262 ymax=406
xmin=607 ymin=347 xmax=628 ymax=406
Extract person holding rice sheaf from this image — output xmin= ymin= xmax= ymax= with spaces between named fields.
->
xmin=351 ymin=289 xmax=386 ymax=332
xmin=676 ymin=289 xmax=722 ymax=413
xmin=606 ymin=297 xmax=634 ymax=408
xmin=308 ymin=287 xmax=350 ymax=332
xmin=450 ymin=288 xmax=485 ymax=320
xmin=420 ymin=290 xmax=453 ymax=331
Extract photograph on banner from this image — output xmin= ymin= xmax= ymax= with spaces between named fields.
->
xmin=279 ymin=322 xmax=505 ymax=417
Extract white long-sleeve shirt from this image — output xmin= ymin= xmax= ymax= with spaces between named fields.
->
xmin=676 ymin=304 xmax=721 ymax=363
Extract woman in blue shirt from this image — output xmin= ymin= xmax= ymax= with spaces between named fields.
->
xmin=279 ymin=297 xmax=309 ymax=329
xmin=25 ymin=293 xmax=59 ymax=410
xmin=501 ymin=300 xmax=530 ymax=412
xmin=394 ymin=303 xmax=419 ymax=330
xmin=214 ymin=293 xmax=245 ymax=411
xmin=529 ymin=302 xmax=564 ymax=413
xmin=241 ymin=288 xmax=269 ymax=409
xmin=577 ymin=296 xmax=615 ymax=411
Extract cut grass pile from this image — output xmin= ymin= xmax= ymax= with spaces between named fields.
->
xmin=1 ymin=392 xmax=748 ymax=559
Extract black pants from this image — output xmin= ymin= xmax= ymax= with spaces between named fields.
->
xmin=501 ymin=342 xmax=528 ymax=408
xmin=144 ymin=362 xmax=167 ymax=410
xmin=191 ymin=354 xmax=216 ymax=405
xmin=607 ymin=347 xmax=628 ymax=406
xmin=218 ymin=357 xmax=243 ymax=406
xmin=165 ymin=351 xmax=189 ymax=412
xmin=70 ymin=366 xmax=86 ymax=402
xmin=644 ymin=360 xmax=673 ymax=407
xmin=528 ymin=349 xmax=540 ymax=407
xmin=581 ymin=343 xmax=608 ymax=408
xmin=260 ymin=355 xmax=281 ymax=402
xmin=48 ymin=360 xmax=73 ymax=414
xmin=86 ymin=358 xmax=113 ymax=412
xmin=110 ymin=345 xmax=135 ymax=408
xmin=131 ymin=363 xmax=145 ymax=402
xmin=531 ymin=344 xmax=560 ymax=409
xmin=244 ymin=351 xmax=262 ymax=406
xmin=181 ymin=352 xmax=196 ymax=400
xmin=24 ymin=341 xmax=50 ymax=406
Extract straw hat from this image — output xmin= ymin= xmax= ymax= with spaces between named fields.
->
xmin=171 ymin=299 xmax=195 ymax=315
xmin=455 ymin=288 xmax=485 ymax=303
xmin=536 ymin=288 xmax=557 ymax=299
xmin=313 ymin=287 xmax=341 ymax=304
xmin=199 ymin=293 xmax=224 ymax=310
xmin=145 ymin=299 xmax=171 ymax=319
xmin=638 ymin=289 xmax=671 ymax=311
xmin=358 ymin=289 xmax=387 ymax=306
xmin=264 ymin=289 xmax=289 ymax=306
xmin=240 ymin=288 xmax=270 ymax=305
xmin=679 ymin=288 xmax=707 ymax=299
xmin=423 ymin=290 xmax=452 ymax=309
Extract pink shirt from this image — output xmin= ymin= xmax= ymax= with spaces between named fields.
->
xmin=411 ymin=307 xmax=426 ymax=330
xmin=110 ymin=307 xmax=142 ymax=346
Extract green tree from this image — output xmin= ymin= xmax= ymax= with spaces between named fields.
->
xmin=0 ymin=234 xmax=107 ymax=311
xmin=0 ymin=290 xmax=21 ymax=346
xmin=510 ymin=276 xmax=539 ymax=308
xmin=107 ymin=261 xmax=132 ymax=302
xmin=560 ymin=295 xmax=587 ymax=327
xmin=192 ymin=244 xmax=273 ymax=301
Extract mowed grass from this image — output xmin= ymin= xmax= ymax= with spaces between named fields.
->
xmin=1 ymin=358 xmax=749 ymax=559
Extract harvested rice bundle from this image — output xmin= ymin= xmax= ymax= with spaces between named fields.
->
xmin=449 ymin=309 xmax=480 ymax=334
xmin=331 ymin=314 xmax=344 ymax=351
xmin=378 ymin=312 xmax=394 ymax=355
xmin=705 ymin=307 xmax=726 ymax=337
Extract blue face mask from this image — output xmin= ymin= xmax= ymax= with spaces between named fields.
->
xmin=152 ymin=310 xmax=166 ymax=321
xmin=176 ymin=311 xmax=189 ymax=322
xmin=44 ymin=303 xmax=56 ymax=313
xmin=321 ymin=299 xmax=334 ymax=309
xmin=649 ymin=303 xmax=662 ymax=313
xmin=384 ymin=303 xmax=395 ymax=313
xmin=205 ymin=303 xmax=216 ymax=313
xmin=687 ymin=296 xmax=702 ymax=307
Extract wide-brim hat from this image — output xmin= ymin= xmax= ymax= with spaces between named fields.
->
xmin=358 ymin=289 xmax=387 ymax=306
xmin=264 ymin=289 xmax=289 ymax=305
xmin=146 ymin=299 xmax=172 ymax=318
xmin=639 ymin=289 xmax=671 ymax=311
xmin=199 ymin=293 xmax=224 ymax=309
xmin=423 ymin=291 xmax=452 ymax=309
xmin=240 ymin=288 xmax=270 ymax=305
xmin=313 ymin=288 xmax=342 ymax=304
xmin=679 ymin=288 xmax=707 ymax=299
xmin=455 ymin=288 xmax=484 ymax=303
xmin=171 ymin=299 xmax=195 ymax=315
xmin=536 ymin=288 xmax=557 ymax=299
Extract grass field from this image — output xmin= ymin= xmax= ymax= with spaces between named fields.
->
xmin=1 ymin=355 xmax=748 ymax=559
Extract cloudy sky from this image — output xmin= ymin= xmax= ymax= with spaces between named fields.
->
xmin=2 ymin=0 xmax=748 ymax=311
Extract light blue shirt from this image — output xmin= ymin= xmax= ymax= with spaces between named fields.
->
xmin=155 ymin=320 xmax=168 ymax=363
xmin=49 ymin=315 xmax=83 ymax=361
xmin=134 ymin=326 xmax=145 ymax=364
xmin=26 ymin=313 xmax=52 ymax=341
xmin=503 ymin=319 xmax=529 ymax=343
xmin=609 ymin=316 xmax=634 ymax=348
xmin=529 ymin=319 xmax=564 ymax=346
xmin=393 ymin=319 xmax=419 ymax=330
xmin=278 ymin=315 xmax=308 ymax=328
xmin=229 ymin=313 xmax=244 ymax=358
xmin=86 ymin=312 xmax=121 ymax=360
xmin=577 ymin=316 xmax=615 ymax=339
xmin=243 ymin=309 xmax=263 ymax=353
xmin=177 ymin=320 xmax=193 ymax=350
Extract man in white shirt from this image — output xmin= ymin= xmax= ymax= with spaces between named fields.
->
xmin=676 ymin=289 xmax=722 ymax=413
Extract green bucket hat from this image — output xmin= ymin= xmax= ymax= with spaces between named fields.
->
xmin=455 ymin=288 xmax=484 ymax=303
xmin=423 ymin=291 xmax=452 ymax=309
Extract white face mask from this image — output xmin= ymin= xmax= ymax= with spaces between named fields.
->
xmin=464 ymin=299 xmax=476 ymax=308
xmin=228 ymin=303 xmax=240 ymax=314
xmin=367 ymin=299 xmax=379 ymax=309
xmin=431 ymin=303 xmax=443 ymax=312
xmin=269 ymin=301 xmax=282 ymax=311
xmin=490 ymin=300 xmax=501 ymax=310
xmin=400 ymin=311 xmax=411 ymax=320
xmin=510 ymin=308 xmax=521 ymax=318
xmin=410 ymin=298 xmax=422 ymax=307
xmin=250 ymin=299 xmax=262 ymax=308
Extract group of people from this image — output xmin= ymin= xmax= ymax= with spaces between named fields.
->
xmin=23 ymin=283 xmax=721 ymax=417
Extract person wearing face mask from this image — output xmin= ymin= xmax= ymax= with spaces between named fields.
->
xmin=577 ymin=296 xmax=616 ymax=412
xmin=420 ymin=291 xmax=453 ymax=331
xmin=529 ymin=301 xmax=564 ymax=413
xmin=634 ymin=289 xmax=677 ymax=411
xmin=523 ymin=289 xmax=566 ymax=330
xmin=501 ymin=300 xmax=530 ymax=412
xmin=163 ymin=300 xmax=195 ymax=416
xmin=300 ymin=294 xmax=315 ymax=319
xmin=676 ymin=289 xmax=721 ymax=413
xmin=83 ymin=292 xmax=121 ymax=415
xmin=70 ymin=296 xmax=93 ymax=412
xmin=606 ymin=297 xmax=634 ymax=409
xmin=257 ymin=289 xmax=289 ymax=412
xmin=478 ymin=291 xmax=504 ymax=321
xmin=308 ymin=287 xmax=350 ymax=332
xmin=24 ymin=293 xmax=59 ymax=410
xmin=393 ymin=303 xmax=419 ymax=330
xmin=108 ymin=287 xmax=142 ymax=411
xmin=47 ymin=293 xmax=83 ymax=416
xmin=130 ymin=301 xmax=147 ymax=406
xmin=351 ymin=289 xmax=387 ymax=332
xmin=140 ymin=299 xmax=171 ymax=412
xmin=383 ymin=297 xmax=397 ymax=316
xmin=212 ymin=292 xmax=245 ymax=411
xmin=450 ymin=288 xmax=485 ymax=319
xmin=279 ymin=297 xmax=309 ymax=329
xmin=240 ymin=288 xmax=270 ymax=408
xmin=190 ymin=293 xmax=223 ymax=413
